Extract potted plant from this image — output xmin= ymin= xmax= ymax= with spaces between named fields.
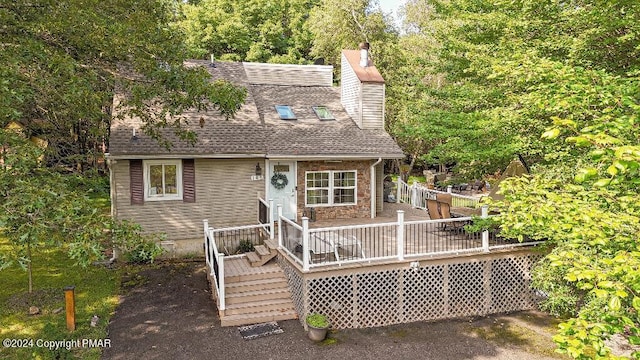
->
xmin=305 ymin=313 xmax=330 ymax=341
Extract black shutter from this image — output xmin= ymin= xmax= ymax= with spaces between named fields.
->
xmin=130 ymin=159 xmax=144 ymax=205
xmin=183 ymin=159 xmax=196 ymax=203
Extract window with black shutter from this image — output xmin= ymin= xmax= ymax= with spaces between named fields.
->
xmin=182 ymin=159 xmax=196 ymax=203
xmin=130 ymin=159 xmax=144 ymax=205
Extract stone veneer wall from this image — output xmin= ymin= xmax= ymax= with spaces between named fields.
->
xmin=296 ymin=160 xmax=371 ymax=220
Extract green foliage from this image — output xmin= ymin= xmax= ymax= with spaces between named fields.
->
xmin=111 ymin=220 xmax=165 ymax=264
xmin=175 ymin=0 xmax=317 ymax=63
xmin=0 ymin=239 xmax=119 ymax=360
xmin=2 ymin=0 xmax=245 ymax=165
xmin=394 ymin=1 xmax=640 ymax=358
xmin=237 ymin=240 xmax=255 ymax=254
xmin=0 ymin=132 xmax=164 ymax=289
xmin=306 ymin=313 xmax=330 ymax=328
xmin=33 ymin=323 xmax=75 ymax=360
xmin=307 ymin=0 xmax=397 ymax=69
xmin=123 ymin=240 xmax=165 ymax=265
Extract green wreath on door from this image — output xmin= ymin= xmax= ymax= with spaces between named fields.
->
xmin=271 ymin=172 xmax=288 ymax=190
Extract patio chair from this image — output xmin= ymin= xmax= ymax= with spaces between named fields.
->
xmin=426 ymin=199 xmax=443 ymax=220
xmin=439 ymin=202 xmax=468 ymax=232
xmin=436 ymin=192 xmax=452 ymax=206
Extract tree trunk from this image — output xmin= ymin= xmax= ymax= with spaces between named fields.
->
xmin=27 ymin=242 xmax=33 ymax=294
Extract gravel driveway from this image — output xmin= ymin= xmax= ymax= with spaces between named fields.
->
xmin=102 ymin=261 xmax=564 ymax=360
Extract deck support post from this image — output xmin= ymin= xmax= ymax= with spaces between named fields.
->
xmin=302 ymin=217 xmax=310 ymax=271
xmin=396 ymin=179 xmax=401 ymax=204
xmin=397 ymin=210 xmax=405 ymax=261
xmin=447 ymin=185 xmax=453 ymax=193
xmin=269 ymin=199 xmax=275 ymax=240
xmin=481 ymin=205 xmax=490 ymax=252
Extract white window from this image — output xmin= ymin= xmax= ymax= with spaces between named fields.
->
xmin=144 ymin=160 xmax=182 ymax=201
xmin=305 ymin=170 xmax=357 ymax=206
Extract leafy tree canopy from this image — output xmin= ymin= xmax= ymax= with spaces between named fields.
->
xmin=401 ymin=0 xmax=640 ymax=357
xmin=175 ymin=0 xmax=318 ymax=63
xmin=1 ymin=0 xmax=245 ymax=167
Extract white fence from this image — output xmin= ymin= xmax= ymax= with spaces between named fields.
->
xmin=396 ymin=179 xmax=479 ymax=209
xmin=277 ymin=205 xmax=543 ymax=272
xmin=203 ymin=219 xmax=226 ymax=311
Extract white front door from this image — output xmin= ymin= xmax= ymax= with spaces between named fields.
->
xmin=269 ymin=161 xmax=296 ymax=220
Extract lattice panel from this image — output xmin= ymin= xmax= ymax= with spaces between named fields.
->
xmin=447 ymin=262 xmax=486 ymax=317
xmin=277 ymin=252 xmax=541 ymax=330
xmin=355 ymin=270 xmax=402 ymax=327
xmin=489 ymin=255 xmax=542 ymax=313
xmin=276 ymin=256 xmax=305 ymax=321
xmin=402 ymin=265 xmax=447 ymax=321
xmin=307 ymin=275 xmax=355 ymax=329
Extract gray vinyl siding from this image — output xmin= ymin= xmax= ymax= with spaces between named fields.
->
xmin=112 ymin=158 xmax=263 ymax=241
xmin=243 ymin=62 xmax=333 ymax=87
xmin=340 ymin=53 xmax=362 ymax=128
xmin=361 ymin=83 xmax=385 ymax=130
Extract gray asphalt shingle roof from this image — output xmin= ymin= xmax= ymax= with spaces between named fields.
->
xmin=108 ymin=61 xmax=403 ymax=159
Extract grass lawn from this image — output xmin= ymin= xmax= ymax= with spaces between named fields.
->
xmin=0 ymin=239 xmax=121 ymax=360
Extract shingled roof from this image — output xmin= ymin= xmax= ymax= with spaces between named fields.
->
xmin=108 ymin=60 xmax=403 ymax=159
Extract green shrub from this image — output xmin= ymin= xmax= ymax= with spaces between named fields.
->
xmin=306 ymin=313 xmax=329 ymax=328
xmin=111 ymin=221 xmax=165 ymax=264
xmin=237 ymin=240 xmax=255 ymax=253
xmin=124 ymin=239 xmax=165 ymax=264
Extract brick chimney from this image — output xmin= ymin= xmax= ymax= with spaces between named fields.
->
xmin=340 ymin=43 xmax=385 ymax=130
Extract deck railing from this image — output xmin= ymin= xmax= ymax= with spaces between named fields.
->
xmin=258 ymin=197 xmax=275 ymax=240
xmin=277 ymin=205 xmax=544 ymax=271
xmin=203 ymin=219 xmax=226 ymax=311
xmin=397 ymin=179 xmax=479 ymax=209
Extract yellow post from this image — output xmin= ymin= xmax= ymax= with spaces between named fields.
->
xmin=64 ymin=286 xmax=76 ymax=331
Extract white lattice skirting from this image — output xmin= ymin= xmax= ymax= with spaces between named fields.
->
xmin=278 ymin=251 xmax=542 ymax=329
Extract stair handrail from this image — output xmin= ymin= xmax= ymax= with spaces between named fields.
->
xmin=203 ymin=219 xmax=225 ymax=311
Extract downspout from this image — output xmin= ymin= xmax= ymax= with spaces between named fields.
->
xmin=107 ymin=157 xmax=119 ymax=262
xmin=370 ymin=157 xmax=382 ymax=218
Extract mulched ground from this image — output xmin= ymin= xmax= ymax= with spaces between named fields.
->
xmin=102 ymin=261 xmax=564 ymax=360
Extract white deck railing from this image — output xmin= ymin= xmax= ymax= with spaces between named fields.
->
xmin=258 ymin=197 xmax=275 ymax=240
xmin=203 ymin=219 xmax=226 ymax=311
xmin=276 ymin=205 xmax=544 ymax=271
xmin=397 ymin=179 xmax=480 ymax=209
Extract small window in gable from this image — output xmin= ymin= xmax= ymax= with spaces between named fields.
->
xmin=312 ymin=106 xmax=335 ymax=120
xmin=275 ymin=105 xmax=296 ymax=120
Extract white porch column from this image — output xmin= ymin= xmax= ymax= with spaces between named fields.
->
xmin=481 ymin=205 xmax=490 ymax=252
xmin=397 ymin=210 xmax=405 ymax=261
xmin=396 ymin=179 xmax=401 ymax=204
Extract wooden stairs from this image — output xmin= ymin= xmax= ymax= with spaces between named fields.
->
xmin=246 ymin=239 xmax=278 ymax=267
xmin=218 ymin=239 xmax=298 ymax=327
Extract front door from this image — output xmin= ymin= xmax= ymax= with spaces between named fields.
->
xmin=269 ymin=161 xmax=296 ymax=220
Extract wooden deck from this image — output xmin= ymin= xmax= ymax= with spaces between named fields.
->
xmin=308 ymin=202 xmax=431 ymax=229
xmin=224 ymin=255 xmax=284 ymax=282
